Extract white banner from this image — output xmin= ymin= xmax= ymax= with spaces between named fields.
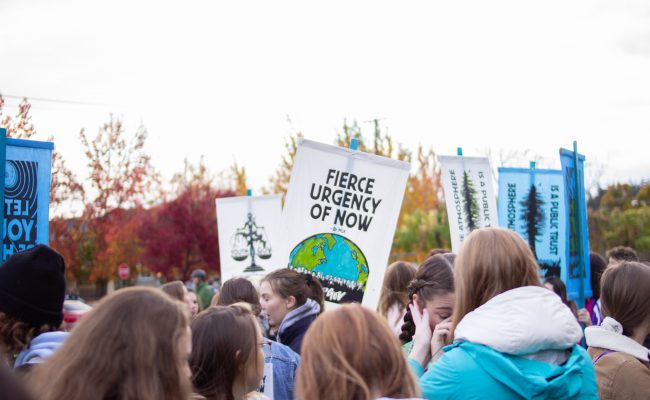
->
xmin=216 ymin=195 xmax=284 ymax=283
xmin=281 ymin=139 xmax=410 ymax=309
xmin=438 ymin=155 xmax=498 ymax=252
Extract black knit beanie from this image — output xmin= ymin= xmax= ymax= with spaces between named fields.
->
xmin=0 ymin=245 xmax=66 ymax=327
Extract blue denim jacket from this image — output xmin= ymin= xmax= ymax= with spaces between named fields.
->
xmin=260 ymin=339 xmax=301 ymax=400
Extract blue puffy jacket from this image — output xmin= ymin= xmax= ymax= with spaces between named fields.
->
xmin=409 ymin=286 xmax=598 ymax=399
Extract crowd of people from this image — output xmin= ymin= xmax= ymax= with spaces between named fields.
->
xmin=0 ymin=229 xmax=648 ymax=399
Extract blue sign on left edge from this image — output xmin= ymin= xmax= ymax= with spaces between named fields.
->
xmin=2 ymin=133 xmax=53 ymax=261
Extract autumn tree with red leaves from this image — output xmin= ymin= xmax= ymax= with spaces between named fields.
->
xmin=74 ymin=116 xmax=159 ymax=284
xmin=140 ymin=159 xmax=235 ymax=280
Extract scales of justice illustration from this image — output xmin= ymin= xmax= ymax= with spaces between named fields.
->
xmin=230 ymin=212 xmax=272 ymax=272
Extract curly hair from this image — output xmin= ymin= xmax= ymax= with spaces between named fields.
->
xmin=0 ymin=313 xmax=59 ymax=360
xmin=606 ymin=246 xmax=639 ymax=263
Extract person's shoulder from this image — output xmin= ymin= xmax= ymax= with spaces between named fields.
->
xmin=590 ymin=348 xmax=649 ymax=384
xmin=436 ymin=342 xmax=486 ymax=368
xmin=417 ymin=344 xmax=475 ymax=399
xmin=604 ymin=355 xmax=650 ymax=398
xmin=288 ymin=312 xmax=317 ymax=335
xmin=593 ymin=348 xmax=646 ymax=370
xmin=606 ymin=353 xmax=650 ymax=376
xmin=425 ymin=343 xmax=481 ymax=382
xmin=265 ymin=339 xmax=301 ymax=363
xmin=426 ymin=342 xmax=509 ymax=387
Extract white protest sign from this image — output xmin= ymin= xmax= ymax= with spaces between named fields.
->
xmin=216 ymin=195 xmax=284 ymax=283
xmin=438 ymin=155 xmax=498 ymax=252
xmin=281 ymin=139 xmax=410 ymax=309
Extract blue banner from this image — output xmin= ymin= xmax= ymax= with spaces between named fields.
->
xmin=498 ymin=168 xmax=567 ymax=281
xmin=3 ymin=138 xmax=53 ymax=261
xmin=559 ymin=148 xmax=592 ymax=302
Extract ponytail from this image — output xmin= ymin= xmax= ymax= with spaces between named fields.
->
xmin=305 ymin=274 xmax=325 ymax=314
xmin=262 ymin=268 xmax=324 ymax=313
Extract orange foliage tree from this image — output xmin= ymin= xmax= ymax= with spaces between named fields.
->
xmin=140 ymin=158 xmax=235 ymax=280
xmin=75 ymin=116 xmax=159 ymax=284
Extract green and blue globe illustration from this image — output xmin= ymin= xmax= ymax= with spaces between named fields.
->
xmin=288 ymin=233 xmax=369 ymax=303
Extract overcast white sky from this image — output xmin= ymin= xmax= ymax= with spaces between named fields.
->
xmin=1 ymin=0 xmax=649 ymax=197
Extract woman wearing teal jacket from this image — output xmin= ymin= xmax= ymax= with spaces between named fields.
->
xmin=408 ymin=228 xmax=598 ymax=400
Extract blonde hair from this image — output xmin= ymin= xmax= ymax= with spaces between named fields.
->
xmin=451 ymin=228 xmax=541 ymax=338
xmin=30 ymin=287 xmax=191 ymax=400
xmin=296 ymin=304 xmax=420 ymax=400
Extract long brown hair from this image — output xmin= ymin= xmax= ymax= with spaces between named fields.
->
xmin=377 ymin=261 xmax=416 ymax=321
xmin=451 ymin=228 xmax=541 ymax=339
xmin=30 ymin=287 xmax=191 ymax=400
xmin=399 ymin=254 xmax=455 ymax=344
xmin=296 ymin=304 xmax=420 ymax=400
xmin=161 ymin=280 xmax=187 ymax=302
xmin=190 ymin=305 xmax=261 ymax=400
xmin=215 ymin=278 xmax=262 ymax=315
xmin=262 ymin=269 xmax=324 ymax=313
xmin=600 ymin=261 xmax=650 ymax=337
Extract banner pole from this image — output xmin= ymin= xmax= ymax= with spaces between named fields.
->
xmin=573 ymin=141 xmax=587 ymax=346
xmin=0 ymin=128 xmax=6 ymax=249
xmin=572 ymin=141 xmax=586 ymax=309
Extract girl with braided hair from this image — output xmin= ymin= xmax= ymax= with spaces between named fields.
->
xmin=400 ymin=254 xmax=455 ymax=364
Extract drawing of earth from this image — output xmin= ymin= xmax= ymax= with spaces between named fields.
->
xmin=288 ymin=233 xmax=368 ymax=303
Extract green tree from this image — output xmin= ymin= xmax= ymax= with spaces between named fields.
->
xmin=634 ymin=183 xmax=650 ymax=207
xmin=391 ymin=206 xmax=451 ymax=262
xmin=600 ymin=183 xmax=636 ymax=212
xmin=461 ymin=170 xmax=480 ymax=231
xmin=520 ymin=184 xmax=545 ymax=256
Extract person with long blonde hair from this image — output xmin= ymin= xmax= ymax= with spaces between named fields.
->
xmin=377 ymin=261 xmax=417 ymax=338
xmin=296 ymin=304 xmax=422 ymax=400
xmin=408 ymin=228 xmax=597 ymax=399
xmin=30 ymin=287 xmax=192 ymax=400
